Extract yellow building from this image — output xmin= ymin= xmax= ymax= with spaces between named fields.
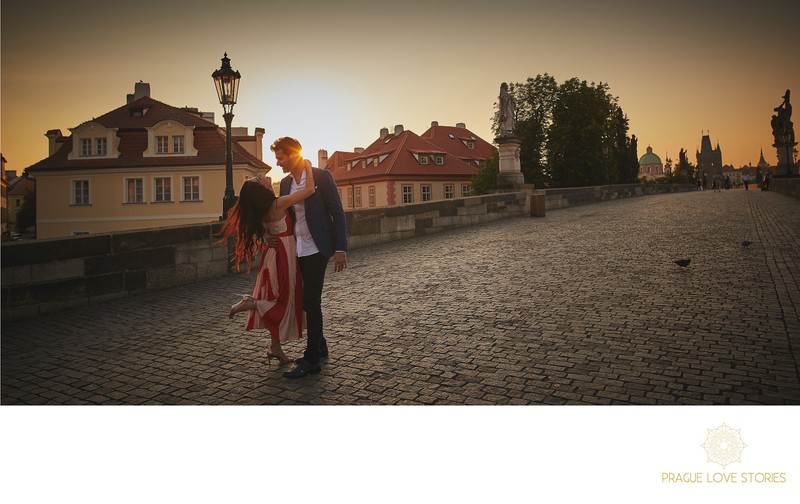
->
xmin=323 ymin=122 xmax=495 ymax=209
xmin=26 ymin=83 xmax=270 ymax=239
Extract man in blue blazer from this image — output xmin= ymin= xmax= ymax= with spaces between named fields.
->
xmin=272 ymin=137 xmax=347 ymax=378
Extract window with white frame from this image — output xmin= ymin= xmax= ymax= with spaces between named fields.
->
xmin=402 ymin=185 xmax=413 ymax=204
xmin=419 ymin=155 xmax=429 ymax=165
xmin=421 ymin=185 xmax=432 ymax=202
xmin=444 ymin=184 xmax=455 ymax=199
xmin=347 ymin=187 xmax=354 ymax=208
xmin=368 ymin=186 xmax=376 ymax=207
xmin=154 ymin=177 xmax=172 ymax=202
xmin=173 ymin=135 xmax=185 ymax=153
xmin=354 ymin=187 xmax=362 ymax=207
xmin=157 ymin=136 xmax=169 ymax=154
xmin=462 ymin=184 xmax=471 ymax=196
xmin=81 ymin=139 xmax=92 ymax=157
xmin=72 ymin=180 xmax=90 ymax=205
xmin=466 ymin=141 xmax=475 ymax=150
xmin=182 ymin=176 xmax=200 ymax=201
xmin=125 ymin=178 xmax=144 ymax=203
xmin=435 ymin=156 xmax=444 ymax=165
xmin=96 ymin=138 xmax=107 ymax=156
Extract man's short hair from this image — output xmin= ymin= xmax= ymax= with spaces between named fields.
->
xmin=270 ymin=137 xmax=302 ymax=155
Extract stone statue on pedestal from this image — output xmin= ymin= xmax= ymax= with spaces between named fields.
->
xmin=495 ymin=82 xmax=524 ymax=187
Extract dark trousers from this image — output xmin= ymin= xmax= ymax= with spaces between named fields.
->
xmin=298 ymin=253 xmax=329 ymax=365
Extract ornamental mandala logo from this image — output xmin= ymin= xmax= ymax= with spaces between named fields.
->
xmin=701 ymin=422 xmax=747 ymax=469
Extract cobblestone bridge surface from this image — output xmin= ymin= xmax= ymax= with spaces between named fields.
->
xmin=3 ymin=189 xmax=799 ymax=405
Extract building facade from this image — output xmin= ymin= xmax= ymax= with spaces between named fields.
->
xmin=26 ymin=83 xmax=270 ymax=239
xmin=323 ymin=122 xmax=495 ymax=210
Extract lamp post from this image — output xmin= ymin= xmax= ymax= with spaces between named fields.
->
xmin=212 ymin=53 xmax=241 ymax=220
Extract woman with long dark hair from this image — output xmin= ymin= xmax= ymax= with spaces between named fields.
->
xmin=219 ymin=161 xmax=315 ymax=364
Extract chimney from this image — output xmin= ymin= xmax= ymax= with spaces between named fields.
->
xmin=134 ymin=82 xmax=150 ymax=101
xmin=456 ymin=122 xmax=466 ymax=129
xmin=45 ymin=129 xmax=63 ymax=156
xmin=394 ymin=124 xmax=404 ymax=136
xmin=201 ymin=111 xmax=215 ymax=124
xmin=380 ymin=127 xmax=389 ymax=139
xmin=254 ymin=128 xmax=264 ymax=160
xmin=431 ymin=121 xmax=439 ymax=127
xmin=319 ymin=149 xmax=329 ymax=169
xmin=354 ymin=147 xmax=365 ymax=155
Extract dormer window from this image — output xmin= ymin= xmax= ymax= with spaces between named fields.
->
xmin=81 ymin=139 xmax=92 ymax=157
xmin=374 ymin=157 xmax=380 ymax=166
xmin=466 ymin=141 xmax=475 ymax=150
xmin=435 ymin=155 xmax=444 ymax=165
xmin=96 ymin=138 xmax=107 ymax=156
xmin=130 ymin=108 xmax=144 ymax=117
xmin=144 ymin=121 xmax=197 ymax=158
xmin=157 ymin=136 xmax=169 ymax=154
xmin=419 ymin=155 xmax=429 ymax=165
xmin=346 ymin=162 xmax=352 ymax=171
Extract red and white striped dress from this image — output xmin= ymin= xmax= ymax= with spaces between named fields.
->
xmin=244 ymin=213 xmax=305 ymax=343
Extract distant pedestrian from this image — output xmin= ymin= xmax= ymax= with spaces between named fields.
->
xmin=743 ymin=173 xmax=750 ymax=191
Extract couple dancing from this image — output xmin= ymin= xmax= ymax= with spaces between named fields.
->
xmin=221 ymin=137 xmax=347 ymax=379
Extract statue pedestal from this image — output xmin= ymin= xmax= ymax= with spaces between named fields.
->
xmin=773 ymin=142 xmax=798 ymax=177
xmin=495 ymin=135 xmax=524 ymax=187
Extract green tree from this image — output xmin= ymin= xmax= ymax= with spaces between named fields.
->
xmin=470 ymin=154 xmax=499 ymax=195
xmin=612 ymin=108 xmax=640 ymax=183
xmin=15 ymin=189 xmax=36 ymax=233
xmin=547 ymin=79 xmax=617 ymax=187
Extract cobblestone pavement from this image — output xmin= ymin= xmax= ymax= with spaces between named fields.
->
xmin=3 ymin=189 xmax=799 ymax=405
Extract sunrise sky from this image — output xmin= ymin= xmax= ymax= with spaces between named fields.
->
xmin=2 ymin=0 xmax=799 ymax=175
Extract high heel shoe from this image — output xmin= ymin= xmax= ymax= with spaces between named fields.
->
xmin=266 ymin=351 xmax=292 ymax=367
xmin=229 ymin=294 xmax=255 ymax=318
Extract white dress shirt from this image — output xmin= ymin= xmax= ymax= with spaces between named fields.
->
xmin=289 ymin=171 xmax=319 ymax=257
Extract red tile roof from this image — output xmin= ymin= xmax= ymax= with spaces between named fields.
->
xmin=26 ymin=96 xmax=270 ymax=174
xmin=420 ymin=124 xmax=496 ymax=163
xmin=328 ymin=129 xmax=480 ymax=184
xmin=324 ymin=150 xmax=357 ymax=171
xmin=7 ymin=177 xmax=35 ymax=197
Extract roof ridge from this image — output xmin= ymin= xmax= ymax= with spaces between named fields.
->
xmin=385 ymin=132 xmax=410 ymax=175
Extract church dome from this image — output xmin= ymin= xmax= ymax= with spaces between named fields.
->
xmin=639 ymin=146 xmax=662 ymax=165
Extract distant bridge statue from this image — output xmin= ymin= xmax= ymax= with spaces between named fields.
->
xmin=771 ymin=89 xmax=797 ymax=176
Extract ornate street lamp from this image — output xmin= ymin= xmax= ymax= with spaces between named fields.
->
xmin=212 ymin=53 xmax=241 ymax=219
